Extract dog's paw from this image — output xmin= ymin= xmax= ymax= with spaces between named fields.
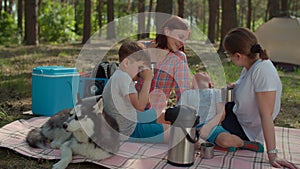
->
xmin=50 ymin=141 xmax=62 ymax=149
xmin=52 ymin=160 xmax=68 ymax=169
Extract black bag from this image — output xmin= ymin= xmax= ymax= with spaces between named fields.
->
xmin=83 ymin=61 xmax=118 ymax=98
xmin=93 ymin=61 xmax=118 ymax=79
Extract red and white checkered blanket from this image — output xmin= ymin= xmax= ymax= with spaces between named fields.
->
xmin=0 ymin=117 xmax=299 ymax=169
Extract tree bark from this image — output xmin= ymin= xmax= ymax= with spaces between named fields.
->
xmin=138 ymin=0 xmax=146 ymax=39
xmin=8 ymin=0 xmax=13 ymax=14
xmin=208 ymin=0 xmax=219 ymax=44
xmin=107 ymin=0 xmax=116 ymax=39
xmin=82 ymin=0 xmax=92 ymax=44
xmin=97 ymin=0 xmax=103 ymax=37
xmin=218 ymin=0 xmax=237 ymax=54
xmin=268 ymin=0 xmax=280 ymax=19
xmin=145 ymin=0 xmax=153 ymax=38
xmin=4 ymin=0 xmax=7 ymax=13
xmin=247 ymin=0 xmax=252 ymax=28
xmin=280 ymin=0 xmax=288 ymax=16
xmin=74 ymin=0 xmax=79 ymax=34
xmin=155 ymin=0 xmax=172 ymax=33
xmin=24 ymin=0 xmax=38 ymax=45
xmin=17 ymin=0 xmax=23 ymax=36
xmin=177 ymin=0 xmax=184 ymax=18
xmin=0 ymin=0 xmax=2 ymax=14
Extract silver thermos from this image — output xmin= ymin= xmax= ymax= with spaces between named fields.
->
xmin=226 ymin=87 xmax=234 ymax=102
xmin=165 ymin=105 xmax=199 ymax=167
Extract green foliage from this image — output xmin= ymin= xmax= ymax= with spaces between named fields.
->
xmin=74 ymin=0 xmax=84 ymax=35
xmin=39 ymin=1 xmax=78 ymax=43
xmin=0 ymin=12 xmax=19 ymax=45
xmin=0 ymin=107 xmax=14 ymax=127
xmin=223 ymin=61 xmax=243 ymax=82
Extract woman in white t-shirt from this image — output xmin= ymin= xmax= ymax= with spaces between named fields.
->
xmin=222 ymin=27 xmax=298 ymax=169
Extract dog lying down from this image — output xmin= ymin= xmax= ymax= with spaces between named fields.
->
xmin=26 ymin=96 xmax=120 ymax=169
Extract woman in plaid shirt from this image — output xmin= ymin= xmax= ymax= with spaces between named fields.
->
xmin=136 ymin=16 xmax=191 ymax=122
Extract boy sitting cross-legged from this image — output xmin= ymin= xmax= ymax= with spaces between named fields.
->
xmin=102 ymin=40 xmax=169 ymax=144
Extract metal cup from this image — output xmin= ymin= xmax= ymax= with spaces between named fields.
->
xmin=200 ymin=142 xmax=214 ymax=159
xmin=150 ymin=62 xmax=156 ymax=74
xmin=226 ymin=87 xmax=234 ymax=102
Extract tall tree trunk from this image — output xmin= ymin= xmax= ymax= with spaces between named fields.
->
xmin=4 ymin=0 xmax=7 ymax=12
xmin=97 ymin=0 xmax=103 ymax=37
xmin=155 ymin=0 xmax=172 ymax=33
xmin=208 ymin=0 xmax=218 ymax=44
xmin=0 ymin=0 xmax=2 ymax=14
xmin=268 ymin=0 xmax=280 ymax=19
xmin=202 ymin=0 xmax=207 ymax=33
xmin=107 ymin=0 xmax=115 ymax=39
xmin=8 ymin=0 xmax=13 ymax=14
xmin=216 ymin=2 xmax=220 ymax=42
xmin=17 ymin=0 xmax=23 ymax=36
xmin=238 ymin=0 xmax=246 ymax=26
xmin=24 ymin=0 xmax=38 ymax=45
xmin=145 ymin=0 xmax=153 ymax=38
xmin=247 ymin=0 xmax=252 ymax=28
xmin=291 ymin=0 xmax=299 ymax=16
xmin=177 ymin=0 xmax=184 ymax=17
xmin=138 ymin=0 xmax=146 ymax=39
xmin=82 ymin=0 xmax=92 ymax=44
xmin=218 ymin=0 xmax=237 ymax=55
xmin=280 ymin=0 xmax=288 ymax=16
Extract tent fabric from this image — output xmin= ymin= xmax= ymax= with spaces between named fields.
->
xmin=255 ymin=17 xmax=300 ymax=65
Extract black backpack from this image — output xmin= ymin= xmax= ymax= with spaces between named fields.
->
xmin=83 ymin=61 xmax=118 ymax=98
xmin=94 ymin=61 xmax=118 ymax=79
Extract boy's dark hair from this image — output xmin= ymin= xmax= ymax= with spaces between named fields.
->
xmin=118 ymin=41 xmax=150 ymax=65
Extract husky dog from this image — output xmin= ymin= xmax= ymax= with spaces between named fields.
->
xmin=26 ymin=108 xmax=73 ymax=149
xmin=26 ymin=96 xmax=120 ymax=169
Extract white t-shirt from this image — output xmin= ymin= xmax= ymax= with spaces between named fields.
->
xmin=102 ymin=69 xmax=137 ymax=141
xmin=233 ymin=59 xmax=282 ymax=143
xmin=179 ymin=89 xmax=223 ymax=125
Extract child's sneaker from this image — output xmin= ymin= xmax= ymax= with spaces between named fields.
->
xmin=239 ymin=141 xmax=264 ymax=152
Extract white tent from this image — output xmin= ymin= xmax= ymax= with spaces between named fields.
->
xmin=255 ymin=17 xmax=300 ymax=65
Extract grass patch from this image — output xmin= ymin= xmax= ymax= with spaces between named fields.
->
xmin=0 ymin=107 xmax=14 ymax=127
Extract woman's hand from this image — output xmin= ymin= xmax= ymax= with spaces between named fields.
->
xmin=227 ymin=83 xmax=235 ymax=89
xmin=268 ymin=154 xmax=299 ymax=169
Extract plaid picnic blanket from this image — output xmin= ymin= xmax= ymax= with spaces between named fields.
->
xmin=0 ymin=117 xmax=299 ymax=169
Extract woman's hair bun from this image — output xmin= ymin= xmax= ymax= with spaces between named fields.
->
xmin=251 ymin=44 xmax=262 ymax=53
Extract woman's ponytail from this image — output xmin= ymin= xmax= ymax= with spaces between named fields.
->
xmin=250 ymin=44 xmax=269 ymax=60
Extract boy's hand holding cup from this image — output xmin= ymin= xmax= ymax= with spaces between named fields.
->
xmin=138 ymin=67 xmax=153 ymax=81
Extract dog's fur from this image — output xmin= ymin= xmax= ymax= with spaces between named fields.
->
xmin=26 ymin=108 xmax=73 ymax=149
xmin=26 ymin=96 xmax=120 ymax=169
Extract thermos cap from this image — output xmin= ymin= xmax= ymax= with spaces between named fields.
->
xmin=165 ymin=105 xmax=199 ymax=127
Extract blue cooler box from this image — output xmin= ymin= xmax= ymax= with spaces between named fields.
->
xmin=32 ymin=66 xmax=80 ymax=116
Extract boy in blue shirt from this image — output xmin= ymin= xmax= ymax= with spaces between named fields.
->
xmin=179 ymin=72 xmax=264 ymax=152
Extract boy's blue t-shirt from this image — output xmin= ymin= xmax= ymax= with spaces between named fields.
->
xmin=178 ymin=88 xmax=223 ymax=126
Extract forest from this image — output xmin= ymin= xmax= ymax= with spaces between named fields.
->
xmin=1 ymin=0 xmax=299 ymax=48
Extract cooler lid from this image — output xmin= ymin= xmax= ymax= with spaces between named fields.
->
xmin=33 ymin=66 xmax=78 ymax=75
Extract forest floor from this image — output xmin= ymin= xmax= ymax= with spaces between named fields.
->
xmin=0 ymin=42 xmax=299 ymax=169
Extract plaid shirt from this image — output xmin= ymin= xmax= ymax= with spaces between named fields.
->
xmin=136 ymin=42 xmax=191 ymax=112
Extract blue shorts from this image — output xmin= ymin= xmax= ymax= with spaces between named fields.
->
xmin=206 ymin=125 xmax=229 ymax=143
xmin=129 ymin=109 xmax=164 ymax=143
xmin=196 ymin=124 xmax=229 ymax=143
